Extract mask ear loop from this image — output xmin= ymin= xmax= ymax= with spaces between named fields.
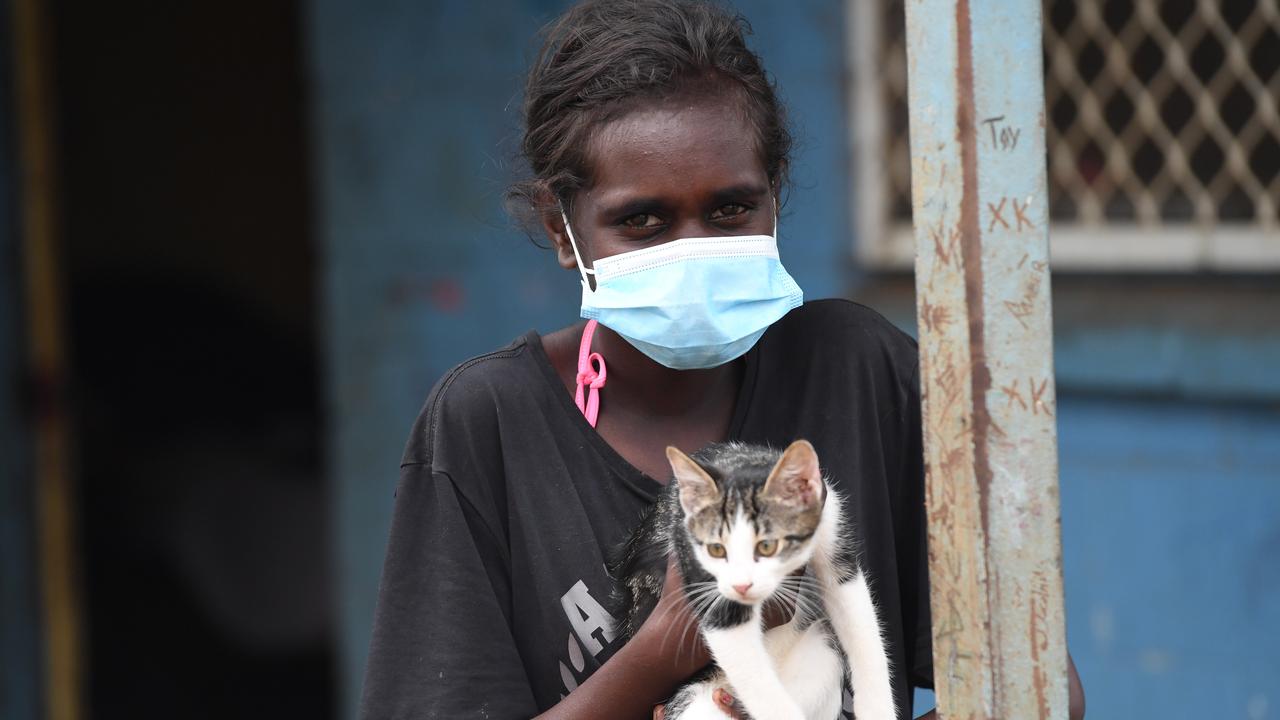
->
xmin=559 ymin=207 xmax=595 ymax=290
xmin=771 ymin=195 xmax=779 ymax=239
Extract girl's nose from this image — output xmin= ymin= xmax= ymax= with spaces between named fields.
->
xmin=669 ymin=218 xmax=718 ymax=239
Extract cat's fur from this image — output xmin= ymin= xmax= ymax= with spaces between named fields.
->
xmin=610 ymin=441 xmax=897 ymax=720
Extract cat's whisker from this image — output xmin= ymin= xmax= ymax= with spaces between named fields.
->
xmin=767 ymin=587 xmax=804 ymax=620
xmin=790 ymin=589 xmax=827 ymax=620
xmin=777 ymin=579 xmax=827 ymax=613
xmin=660 ymin=587 xmax=721 ymax=659
xmin=681 ymin=587 xmax=721 ymax=609
xmin=680 ymin=591 xmax=721 ymax=666
xmin=776 ymin=580 xmax=818 ymax=601
xmin=685 ymin=584 xmax=720 ymax=602
xmin=768 ymin=584 xmax=825 ymax=623
xmin=659 ymin=601 xmax=694 ymax=654
xmin=669 ymin=592 xmax=719 ymax=664
xmin=779 ymin=574 xmax=824 ymax=594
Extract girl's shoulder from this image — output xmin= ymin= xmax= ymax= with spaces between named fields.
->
xmin=767 ymin=298 xmax=918 ymax=379
xmin=400 ymin=332 xmax=550 ymax=467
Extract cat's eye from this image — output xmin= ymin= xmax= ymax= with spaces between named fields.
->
xmin=706 ymin=543 xmax=727 ymax=559
xmin=755 ymin=539 xmax=779 ymax=557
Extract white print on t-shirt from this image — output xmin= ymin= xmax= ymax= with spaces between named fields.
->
xmin=558 ymin=579 xmax=619 ymax=697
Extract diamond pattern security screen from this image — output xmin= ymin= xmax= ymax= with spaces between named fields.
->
xmin=849 ymin=0 xmax=1280 ymax=270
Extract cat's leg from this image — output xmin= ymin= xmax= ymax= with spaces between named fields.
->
xmin=821 ymin=571 xmax=897 ymax=720
xmin=768 ymin=621 xmax=844 ymax=720
xmin=701 ymin=608 xmax=806 ymax=720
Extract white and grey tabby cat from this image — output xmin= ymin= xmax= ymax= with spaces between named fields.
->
xmin=611 ymin=440 xmax=897 ymax=720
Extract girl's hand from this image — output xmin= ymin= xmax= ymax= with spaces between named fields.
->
xmin=637 ymin=558 xmax=712 ymax=682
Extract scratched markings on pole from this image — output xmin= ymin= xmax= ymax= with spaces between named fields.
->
xmin=904 ymin=1 xmax=1069 ymax=718
xmin=970 ymin=1 xmax=1068 ymax=716
xmin=902 ymin=2 xmax=991 ymax=715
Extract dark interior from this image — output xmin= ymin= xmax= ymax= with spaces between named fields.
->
xmin=52 ymin=2 xmax=333 ymax=716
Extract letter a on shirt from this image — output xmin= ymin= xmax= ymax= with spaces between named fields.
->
xmin=559 ymin=579 xmax=617 ymax=656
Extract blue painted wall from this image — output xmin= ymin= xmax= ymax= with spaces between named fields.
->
xmin=307 ymin=1 xmax=1280 ymax=717
xmin=307 ymin=4 xmax=576 ymax=713
xmin=1059 ymin=397 xmax=1280 ymax=718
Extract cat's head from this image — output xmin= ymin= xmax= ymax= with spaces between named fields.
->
xmin=668 ymin=440 xmax=827 ymax=606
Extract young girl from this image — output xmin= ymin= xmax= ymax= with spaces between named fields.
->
xmin=358 ymin=2 xmax=1082 ymax=718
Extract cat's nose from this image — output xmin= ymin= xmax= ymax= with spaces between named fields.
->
xmin=732 ymin=583 xmax=753 ymax=597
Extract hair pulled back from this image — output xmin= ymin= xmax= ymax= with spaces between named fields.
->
xmin=508 ymin=0 xmax=792 ymax=223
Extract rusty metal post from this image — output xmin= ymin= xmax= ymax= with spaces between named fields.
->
xmin=903 ymin=1 xmax=1069 ymax=718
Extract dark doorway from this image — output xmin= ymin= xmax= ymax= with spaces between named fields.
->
xmin=52 ymin=2 xmax=332 ymax=717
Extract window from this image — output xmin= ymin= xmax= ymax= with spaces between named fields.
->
xmin=849 ymin=0 xmax=1280 ymax=270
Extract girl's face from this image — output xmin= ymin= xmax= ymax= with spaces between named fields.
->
xmin=547 ymin=95 xmax=775 ymax=271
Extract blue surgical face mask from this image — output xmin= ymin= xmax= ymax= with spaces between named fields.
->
xmin=560 ymin=207 xmax=803 ymax=370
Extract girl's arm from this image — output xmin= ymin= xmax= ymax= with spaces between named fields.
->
xmin=359 ymin=465 xmax=541 ymax=718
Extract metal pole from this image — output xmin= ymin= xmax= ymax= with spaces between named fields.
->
xmin=903 ymin=1 xmax=1069 ymax=718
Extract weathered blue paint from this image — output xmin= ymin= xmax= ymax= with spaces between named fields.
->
xmin=731 ymin=0 xmax=852 ymax=299
xmin=307 ymin=1 xmax=854 ymax=714
xmin=0 ymin=1 xmax=40 ymax=717
xmin=919 ymin=395 xmax=1280 ymax=717
xmin=308 ymin=3 xmax=569 ymax=714
xmin=1055 ymin=325 xmax=1280 ymax=401
xmin=1058 ymin=396 xmax=1280 ymax=718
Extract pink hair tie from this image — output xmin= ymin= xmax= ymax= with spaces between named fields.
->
xmin=574 ymin=319 xmax=607 ymax=427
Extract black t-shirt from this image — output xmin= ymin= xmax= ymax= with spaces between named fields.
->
xmin=358 ymin=300 xmax=933 ymax=719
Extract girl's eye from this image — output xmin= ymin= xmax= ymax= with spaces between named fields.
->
xmin=755 ymin=539 xmax=778 ymax=557
xmin=709 ymin=203 xmax=748 ymax=220
xmin=706 ymin=543 xmax=727 ymax=559
xmin=620 ymin=213 xmax=663 ymax=229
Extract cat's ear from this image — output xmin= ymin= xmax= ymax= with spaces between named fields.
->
xmin=667 ymin=447 xmax=720 ymax=515
xmin=763 ymin=440 xmax=823 ymax=507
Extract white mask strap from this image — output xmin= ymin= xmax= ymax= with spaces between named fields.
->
xmin=559 ymin=207 xmax=595 ymax=287
xmin=772 ymin=195 xmax=778 ymax=239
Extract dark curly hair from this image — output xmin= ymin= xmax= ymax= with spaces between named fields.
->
xmin=507 ymin=0 xmax=792 ymax=224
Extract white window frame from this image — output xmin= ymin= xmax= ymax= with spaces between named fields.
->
xmin=846 ymin=0 xmax=1280 ymax=272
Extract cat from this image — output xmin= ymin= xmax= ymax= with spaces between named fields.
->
xmin=610 ymin=440 xmax=897 ymax=720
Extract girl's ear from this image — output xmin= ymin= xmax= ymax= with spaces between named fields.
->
xmin=542 ymin=212 xmax=579 ymax=271
xmin=537 ymin=188 xmax=580 ymax=271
